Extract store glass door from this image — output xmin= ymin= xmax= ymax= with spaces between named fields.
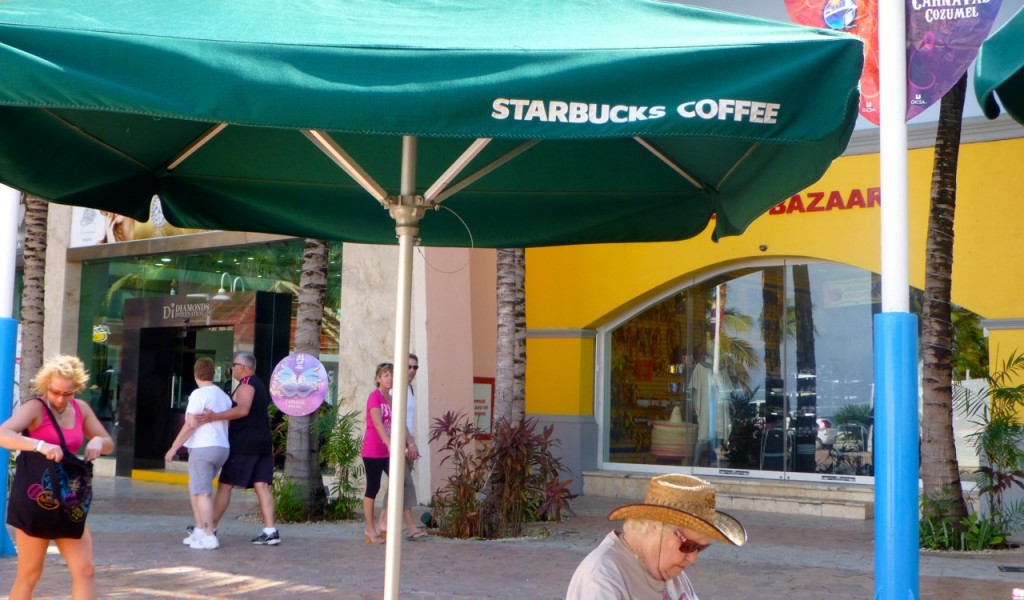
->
xmin=135 ymin=326 xmax=235 ymax=467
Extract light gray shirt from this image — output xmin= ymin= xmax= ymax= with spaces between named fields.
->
xmin=389 ymin=386 xmax=416 ymax=433
xmin=566 ymin=530 xmax=698 ymax=600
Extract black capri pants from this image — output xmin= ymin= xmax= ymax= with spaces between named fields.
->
xmin=362 ymin=456 xmax=390 ymax=499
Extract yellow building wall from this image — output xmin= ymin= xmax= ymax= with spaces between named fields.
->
xmin=989 ymin=330 xmax=1024 ymax=367
xmin=526 ymin=137 xmax=1024 ymax=417
xmin=524 ymin=336 xmax=595 ymax=415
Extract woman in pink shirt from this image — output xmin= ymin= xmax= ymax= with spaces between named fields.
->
xmin=0 ymin=355 xmax=114 ymax=600
xmin=360 ymin=362 xmax=393 ymax=544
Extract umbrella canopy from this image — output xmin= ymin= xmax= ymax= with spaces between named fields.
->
xmin=975 ymin=7 xmax=1024 ymax=124
xmin=0 ymin=0 xmax=862 ymax=247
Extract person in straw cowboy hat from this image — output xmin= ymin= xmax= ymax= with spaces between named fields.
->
xmin=567 ymin=474 xmax=746 ymax=599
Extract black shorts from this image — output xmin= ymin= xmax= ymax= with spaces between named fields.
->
xmin=218 ymin=453 xmax=274 ymax=488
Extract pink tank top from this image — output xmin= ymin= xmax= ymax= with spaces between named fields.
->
xmin=28 ymin=398 xmax=85 ymax=453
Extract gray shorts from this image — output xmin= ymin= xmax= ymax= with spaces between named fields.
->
xmin=383 ymin=461 xmax=417 ymax=508
xmin=187 ymin=445 xmax=230 ymax=495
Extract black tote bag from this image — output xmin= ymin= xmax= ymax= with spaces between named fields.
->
xmin=6 ymin=398 xmax=94 ymax=539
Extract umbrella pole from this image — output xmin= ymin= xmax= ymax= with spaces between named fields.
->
xmin=0 ymin=184 xmax=19 ymax=557
xmin=384 ymin=136 xmax=423 ymax=600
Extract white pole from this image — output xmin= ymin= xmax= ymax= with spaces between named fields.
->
xmin=0 ymin=184 xmax=21 ymax=556
xmin=880 ymin=2 xmax=910 ymax=314
xmin=383 ymin=136 xmax=419 ymax=600
xmin=0 ymin=185 xmax=19 ymax=318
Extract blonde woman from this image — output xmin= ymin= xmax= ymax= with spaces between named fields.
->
xmin=360 ymin=362 xmax=395 ymax=545
xmin=0 ymin=355 xmax=114 ymax=600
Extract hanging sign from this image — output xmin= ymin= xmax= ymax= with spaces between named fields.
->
xmin=786 ymin=0 xmax=880 ymax=124
xmin=787 ymin=0 xmax=1003 ymax=123
xmin=906 ymin=0 xmax=1002 ymax=121
xmin=269 ymin=352 xmax=329 ymax=416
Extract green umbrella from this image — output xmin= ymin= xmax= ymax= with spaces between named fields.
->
xmin=976 ymin=7 xmax=1024 ymax=124
xmin=0 ymin=1 xmax=862 ymax=596
xmin=0 ymin=0 xmax=862 ymax=247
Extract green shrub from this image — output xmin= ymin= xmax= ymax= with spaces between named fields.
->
xmin=920 ymin=351 xmax=1024 ymax=550
xmin=919 ymin=509 xmax=1008 ymax=551
xmin=271 ymin=474 xmax=311 ymax=522
xmin=268 ymin=400 xmax=364 ymax=522
xmin=319 ymin=406 xmax=364 ymax=521
xmin=960 ymin=511 xmax=1005 ymax=550
xmin=920 ymin=513 xmax=958 ymax=550
xmin=427 ymin=411 xmax=574 ymax=539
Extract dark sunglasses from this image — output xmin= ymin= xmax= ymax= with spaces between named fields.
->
xmin=673 ymin=529 xmax=710 ymax=554
xmin=408 ymin=365 xmax=419 ymax=370
xmin=48 ymin=388 xmax=76 ymax=398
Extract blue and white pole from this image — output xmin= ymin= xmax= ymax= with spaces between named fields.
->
xmin=877 ymin=2 xmax=919 ymax=598
xmin=0 ymin=184 xmax=21 ymax=557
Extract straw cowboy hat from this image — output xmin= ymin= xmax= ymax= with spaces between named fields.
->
xmin=608 ymin=474 xmax=747 ymax=546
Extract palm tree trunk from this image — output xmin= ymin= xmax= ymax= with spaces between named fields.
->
xmin=19 ymin=195 xmax=46 ymax=404
xmin=495 ymin=248 xmax=518 ymax=425
xmin=512 ymin=248 xmax=526 ymax=422
xmin=919 ymin=74 xmax=968 ymax=523
xmin=284 ymin=238 xmax=329 ymax=514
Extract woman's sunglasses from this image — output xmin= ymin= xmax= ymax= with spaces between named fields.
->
xmin=673 ymin=529 xmax=710 ymax=554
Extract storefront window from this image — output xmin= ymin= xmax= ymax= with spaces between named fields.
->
xmin=607 ymin=262 xmax=881 ymax=479
xmin=76 ymin=240 xmax=342 ymax=435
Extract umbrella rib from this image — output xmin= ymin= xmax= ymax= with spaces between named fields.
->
xmin=717 ymin=143 xmax=759 ymax=190
xmin=166 ymin=123 xmax=228 ymax=171
xmin=41 ymin=109 xmax=150 ymax=171
xmin=632 ymin=137 xmax=704 ymax=190
xmin=433 ymin=140 xmax=540 ymax=204
xmin=423 ymin=138 xmax=492 ymax=202
xmin=302 ymin=129 xmax=389 ymax=204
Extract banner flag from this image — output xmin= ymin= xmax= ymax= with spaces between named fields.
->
xmin=786 ymin=0 xmax=880 ymax=124
xmin=786 ymin=0 xmax=1003 ymax=123
xmin=906 ymin=0 xmax=1002 ymax=121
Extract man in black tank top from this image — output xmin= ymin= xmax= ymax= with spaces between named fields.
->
xmin=199 ymin=351 xmax=280 ymax=545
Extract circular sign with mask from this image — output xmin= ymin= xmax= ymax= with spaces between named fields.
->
xmin=269 ymin=352 xmax=329 ymax=416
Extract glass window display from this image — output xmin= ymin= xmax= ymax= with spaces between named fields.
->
xmin=606 ymin=262 xmax=884 ymax=478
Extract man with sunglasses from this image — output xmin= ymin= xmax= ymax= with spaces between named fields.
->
xmin=567 ymin=474 xmax=746 ymax=599
xmin=199 ymin=352 xmax=280 ymax=546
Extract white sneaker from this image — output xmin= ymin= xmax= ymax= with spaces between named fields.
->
xmin=183 ymin=530 xmax=200 ymax=545
xmin=189 ymin=531 xmax=220 ymax=550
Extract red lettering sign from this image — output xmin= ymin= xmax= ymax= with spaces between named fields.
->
xmin=766 ymin=188 xmax=880 ymax=217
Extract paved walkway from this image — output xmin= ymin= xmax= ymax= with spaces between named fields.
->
xmin=3 ymin=476 xmax=1024 ymax=599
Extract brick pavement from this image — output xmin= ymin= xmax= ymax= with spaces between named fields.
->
xmin=3 ymin=476 xmax=1024 ymax=599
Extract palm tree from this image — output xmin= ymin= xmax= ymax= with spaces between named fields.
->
xmin=283 ymin=238 xmax=330 ymax=514
xmin=495 ymin=248 xmax=525 ymax=424
xmin=18 ymin=194 xmax=46 ymax=403
xmin=919 ymin=74 xmax=970 ymax=526
xmin=513 ymin=248 xmax=526 ymax=422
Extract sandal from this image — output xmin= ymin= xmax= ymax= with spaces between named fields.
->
xmin=364 ymin=532 xmax=385 ymax=545
xmin=406 ymin=530 xmax=428 ymax=540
